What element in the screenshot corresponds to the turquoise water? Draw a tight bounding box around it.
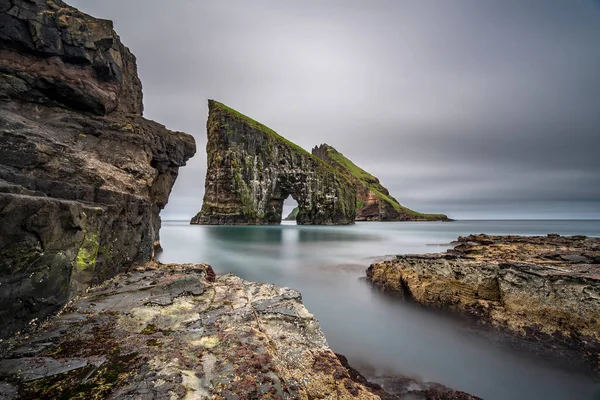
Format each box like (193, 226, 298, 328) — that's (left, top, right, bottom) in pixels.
(158, 220, 600, 400)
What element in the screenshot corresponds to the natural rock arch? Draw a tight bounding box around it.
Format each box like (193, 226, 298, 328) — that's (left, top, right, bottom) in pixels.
(191, 101, 356, 225)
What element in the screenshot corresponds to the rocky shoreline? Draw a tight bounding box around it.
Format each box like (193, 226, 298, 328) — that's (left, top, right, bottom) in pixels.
(0, 262, 480, 400)
(367, 234, 600, 375)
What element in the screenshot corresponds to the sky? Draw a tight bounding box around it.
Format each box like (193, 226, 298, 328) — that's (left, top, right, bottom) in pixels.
(70, 0, 600, 220)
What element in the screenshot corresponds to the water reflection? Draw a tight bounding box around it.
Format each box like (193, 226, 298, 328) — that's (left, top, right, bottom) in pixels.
(158, 220, 600, 400)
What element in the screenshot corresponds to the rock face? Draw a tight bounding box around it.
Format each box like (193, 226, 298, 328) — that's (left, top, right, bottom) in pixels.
(0, 263, 381, 399)
(0, 0, 196, 338)
(367, 234, 600, 373)
(312, 144, 449, 221)
(192, 101, 356, 225)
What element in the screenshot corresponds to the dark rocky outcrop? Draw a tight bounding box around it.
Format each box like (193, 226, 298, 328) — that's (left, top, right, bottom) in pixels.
(336, 354, 482, 400)
(0, 0, 195, 338)
(367, 234, 600, 374)
(192, 101, 356, 225)
(312, 144, 449, 221)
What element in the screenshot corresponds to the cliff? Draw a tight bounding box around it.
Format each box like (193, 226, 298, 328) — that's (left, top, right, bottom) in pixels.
(312, 144, 449, 221)
(192, 101, 356, 225)
(0, 0, 195, 338)
(367, 234, 600, 374)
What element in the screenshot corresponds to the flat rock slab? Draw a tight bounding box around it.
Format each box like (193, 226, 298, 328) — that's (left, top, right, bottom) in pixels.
(367, 234, 600, 374)
(0, 263, 383, 399)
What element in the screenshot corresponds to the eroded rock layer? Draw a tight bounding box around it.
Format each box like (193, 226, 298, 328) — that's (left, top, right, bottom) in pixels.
(0, 0, 195, 337)
(192, 101, 356, 225)
(367, 234, 600, 373)
(312, 144, 449, 221)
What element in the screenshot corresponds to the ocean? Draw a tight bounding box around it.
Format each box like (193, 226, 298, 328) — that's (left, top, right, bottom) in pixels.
(157, 220, 600, 400)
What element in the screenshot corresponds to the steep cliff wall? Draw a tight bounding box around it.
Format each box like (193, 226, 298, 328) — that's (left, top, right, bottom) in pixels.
(192, 101, 355, 225)
(312, 144, 449, 221)
(0, 0, 195, 337)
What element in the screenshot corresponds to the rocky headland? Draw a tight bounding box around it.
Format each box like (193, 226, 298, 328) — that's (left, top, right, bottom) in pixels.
(312, 144, 449, 222)
(0, 0, 195, 337)
(367, 234, 600, 374)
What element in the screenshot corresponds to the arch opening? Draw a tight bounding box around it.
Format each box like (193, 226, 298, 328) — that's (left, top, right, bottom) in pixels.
(282, 196, 299, 223)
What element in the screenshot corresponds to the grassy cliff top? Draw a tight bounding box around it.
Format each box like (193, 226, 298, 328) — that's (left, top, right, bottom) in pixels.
(314, 144, 449, 221)
(316, 144, 379, 184)
(209, 100, 311, 156)
(208, 101, 355, 185)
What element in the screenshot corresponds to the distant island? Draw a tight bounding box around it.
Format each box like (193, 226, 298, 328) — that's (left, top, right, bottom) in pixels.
(193, 102, 448, 225)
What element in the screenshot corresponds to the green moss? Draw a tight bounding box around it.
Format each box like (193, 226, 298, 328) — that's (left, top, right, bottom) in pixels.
(369, 185, 446, 220)
(232, 165, 258, 218)
(324, 145, 378, 184)
(210, 100, 310, 156)
(356, 201, 365, 210)
(209, 100, 347, 180)
(284, 207, 299, 220)
(75, 232, 99, 272)
(315, 144, 448, 221)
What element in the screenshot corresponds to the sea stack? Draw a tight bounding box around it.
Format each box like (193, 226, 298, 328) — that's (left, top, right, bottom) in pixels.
(191, 101, 356, 225)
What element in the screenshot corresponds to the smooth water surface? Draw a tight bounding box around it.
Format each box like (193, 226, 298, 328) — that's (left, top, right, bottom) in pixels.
(158, 220, 600, 400)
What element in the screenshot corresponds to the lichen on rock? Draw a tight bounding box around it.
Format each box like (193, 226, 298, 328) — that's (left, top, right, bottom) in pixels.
(0, 263, 383, 399)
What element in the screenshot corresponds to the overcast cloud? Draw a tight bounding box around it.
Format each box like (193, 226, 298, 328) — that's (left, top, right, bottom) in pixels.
(70, 0, 600, 219)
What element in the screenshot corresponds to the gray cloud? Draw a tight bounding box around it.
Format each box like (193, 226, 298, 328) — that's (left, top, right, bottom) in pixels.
(70, 0, 600, 219)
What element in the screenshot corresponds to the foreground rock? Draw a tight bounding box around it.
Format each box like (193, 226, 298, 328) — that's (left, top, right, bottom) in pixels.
(0, 263, 479, 399)
(367, 234, 600, 373)
(192, 101, 356, 225)
(0, 0, 195, 337)
(312, 144, 449, 222)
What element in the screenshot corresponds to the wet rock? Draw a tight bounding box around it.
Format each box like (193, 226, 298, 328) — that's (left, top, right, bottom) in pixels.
(367, 234, 600, 374)
(334, 354, 481, 400)
(191, 101, 356, 225)
(312, 144, 450, 222)
(0, 0, 196, 338)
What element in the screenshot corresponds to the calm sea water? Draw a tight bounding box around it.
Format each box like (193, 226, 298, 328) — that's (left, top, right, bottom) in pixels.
(157, 220, 600, 400)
